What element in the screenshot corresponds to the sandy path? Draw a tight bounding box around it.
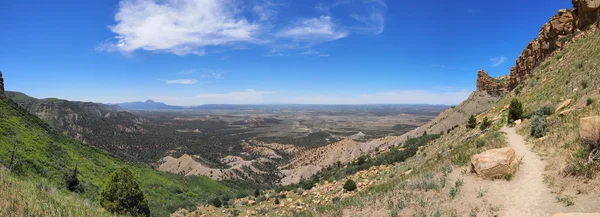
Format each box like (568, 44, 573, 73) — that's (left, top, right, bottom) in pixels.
(459, 126, 600, 216)
(486, 126, 558, 216)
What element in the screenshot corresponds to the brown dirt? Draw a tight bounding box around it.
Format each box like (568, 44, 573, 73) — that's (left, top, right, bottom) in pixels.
(460, 126, 600, 216)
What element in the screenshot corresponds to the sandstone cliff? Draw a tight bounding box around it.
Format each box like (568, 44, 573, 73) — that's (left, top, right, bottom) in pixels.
(476, 70, 507, 97)
(508, 0, 600, 89)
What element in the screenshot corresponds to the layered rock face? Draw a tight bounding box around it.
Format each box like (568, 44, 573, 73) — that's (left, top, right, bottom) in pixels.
(0, 71, 4, 93)
(574, 0, 600, 28)
(508, 1, 600, 89)
(476, 70, 507, 96)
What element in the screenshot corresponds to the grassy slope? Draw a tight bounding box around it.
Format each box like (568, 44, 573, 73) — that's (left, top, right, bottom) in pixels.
(286, 27, 600, 217)
(0, 170, 112, 216)
(0, 96, 229, 217)
(495, 30, 600, 199)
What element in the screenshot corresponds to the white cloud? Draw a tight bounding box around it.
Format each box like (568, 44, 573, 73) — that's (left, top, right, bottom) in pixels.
(100, 0, 262, 55)
(252, 0, 280, 21)
(318, 0, 387, 35)
(99, 0, 387, 55)
(490, 56, 507, 67)
(299, 49, 330, 56)
(166, 79, 198, 84)
(276, 16, 348, 43)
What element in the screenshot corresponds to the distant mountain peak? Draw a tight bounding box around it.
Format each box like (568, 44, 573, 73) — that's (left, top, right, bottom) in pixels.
(145, 100, 156, 103)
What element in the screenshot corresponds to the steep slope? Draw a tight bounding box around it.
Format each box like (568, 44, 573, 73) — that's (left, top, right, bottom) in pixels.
(0, 170, 111, 216)
(6, 91, 150, 161)
(274, 2, 600, 216)
(0, 93, 230, 216)
(178, 1, 600, 216)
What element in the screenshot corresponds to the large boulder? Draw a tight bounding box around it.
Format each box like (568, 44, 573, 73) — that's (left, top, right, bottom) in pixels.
(471, 147, 519, 179)
(580, 116, 600, 148)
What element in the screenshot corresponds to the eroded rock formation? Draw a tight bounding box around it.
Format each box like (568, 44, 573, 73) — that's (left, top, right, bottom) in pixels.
(476, 70, 507, 96)
(508, 1, 600, 89)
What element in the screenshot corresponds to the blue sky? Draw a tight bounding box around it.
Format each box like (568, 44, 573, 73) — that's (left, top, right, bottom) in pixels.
(0, 0, 572, 105)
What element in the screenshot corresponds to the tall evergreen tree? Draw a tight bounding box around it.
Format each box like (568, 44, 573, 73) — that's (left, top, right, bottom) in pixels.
(467, 115, 477, 129)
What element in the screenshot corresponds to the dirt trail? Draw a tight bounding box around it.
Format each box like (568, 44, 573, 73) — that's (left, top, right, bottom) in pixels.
(460, 126, 600, 216)
(486, 126, 558, 216)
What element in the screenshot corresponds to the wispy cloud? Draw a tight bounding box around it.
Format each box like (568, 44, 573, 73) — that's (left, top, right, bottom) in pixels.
(490, 56, 507, 67)
(276, 16, 348, 43)
(199, 69, 224, 78)
(176, 69, 195, 75)
(299, 49, 330, 57)
(318, 0, 387, 35)
(166, 79, 198, 85)
(99, 0, 388, 56)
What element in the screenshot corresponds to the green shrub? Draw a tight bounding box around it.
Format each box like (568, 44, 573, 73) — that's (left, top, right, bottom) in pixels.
(475, 139, 486, 148)
(535, 104, 555, 116)
(254, 188, 260, 197)
(508, 99, 523, 123)
(256, 195, 265, 202)
(65, 165, 80, 192)
(356, 155, 368, 165)
(581, 80, 588, 89)
(587, 97, 595, 106)
(99, 167, 150, 217)
(479, 117, 491, 130)
(343, 179, 357, 192)
(467, 115, 477, 129)
(274, 198, 280, 205)
(295, 188, 304, 195)
(209, 197, 222, 208)
(531, 115, 547, 138)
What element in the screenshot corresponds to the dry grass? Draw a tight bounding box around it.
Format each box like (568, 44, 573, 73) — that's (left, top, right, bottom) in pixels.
(0, 171, 112, 217)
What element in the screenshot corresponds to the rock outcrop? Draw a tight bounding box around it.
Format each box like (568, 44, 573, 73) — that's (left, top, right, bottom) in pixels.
(471, 147, 519, 179)
(573, 0, 600, 28)
(0, 71, 4, 93)
(508, 1, 600, 89)
(476, 70, 507, 96)
(580, 116, 600, 148)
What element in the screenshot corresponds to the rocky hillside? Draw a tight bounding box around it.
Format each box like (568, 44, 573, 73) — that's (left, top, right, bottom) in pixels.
(177, 1, 600, 216)
(0, 79, 235, 216)
(6, 91, 152, 161)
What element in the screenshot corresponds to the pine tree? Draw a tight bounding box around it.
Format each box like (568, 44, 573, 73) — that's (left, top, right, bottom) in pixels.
(508, 98, 523, 123)
(65, 165, 80, 192)
(467, 115, 477, 129)
(99, 167, 150, 217)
